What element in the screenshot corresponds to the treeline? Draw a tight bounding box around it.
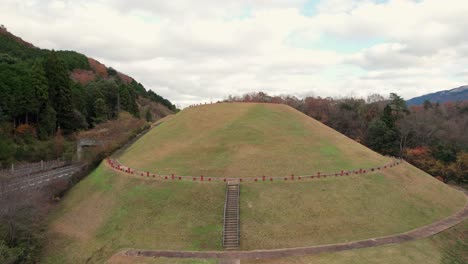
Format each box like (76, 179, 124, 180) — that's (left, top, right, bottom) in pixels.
(0, 30, 176, 165)
(225, 92, 468, 184)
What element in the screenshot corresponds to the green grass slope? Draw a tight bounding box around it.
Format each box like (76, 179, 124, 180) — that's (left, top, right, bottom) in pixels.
(43, 103, 466, 263)
(107, 220, 468, 264)
(119, 103, 388, 178)
(43, 165, 224, 263)
(244, 219, 468, 264)
(239, 164, 464, 249)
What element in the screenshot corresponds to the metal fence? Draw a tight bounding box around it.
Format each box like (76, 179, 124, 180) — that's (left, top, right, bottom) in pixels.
(0, 164, 83, 196)
(0, 159, 66, 179)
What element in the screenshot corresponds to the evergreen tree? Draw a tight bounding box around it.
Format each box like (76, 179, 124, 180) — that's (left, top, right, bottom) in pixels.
(37, 103, 56, 139)
(367, 119, 390, 153)
(0, 53, 16, 64)
(100, 80, 119, 119)
(367, 105, 400, 155)
(70, 82, 86, 116)
(44, 51, 75, 130)
(119, 84, 131, 112)
(128, 87, 139, 116)
(389, 93, 408, 117)
(7, 64, 33, 124)
(381, 105, 395, 128)
(0, 74, 13, 121)
(93, 98, 107, 124)
(31, 60, 48, 125)
(31, 61, 49, 105)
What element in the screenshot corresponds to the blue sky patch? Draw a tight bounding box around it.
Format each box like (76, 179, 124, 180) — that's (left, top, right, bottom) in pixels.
(311, 34, 384, 53)
(301, 0, 390, 17)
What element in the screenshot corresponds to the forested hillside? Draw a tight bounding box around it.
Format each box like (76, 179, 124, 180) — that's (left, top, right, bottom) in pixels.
(0, 26, 176, 165)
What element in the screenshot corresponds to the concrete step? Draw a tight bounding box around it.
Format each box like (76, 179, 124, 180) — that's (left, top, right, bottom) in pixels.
(223, 182, 240, 249)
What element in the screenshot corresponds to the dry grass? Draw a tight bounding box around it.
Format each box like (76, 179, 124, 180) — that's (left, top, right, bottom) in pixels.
(137, 96, 174, 121)
(243, 220, 468, 264)
(119, 103, 387, 178)
(78, 112, 146, 142)
(49, 191, 116, 241)
(42, 165, 225, 264)
(239, 162, 465, 249)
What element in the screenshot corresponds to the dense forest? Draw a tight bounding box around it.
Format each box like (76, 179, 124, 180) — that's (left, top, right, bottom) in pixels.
(225, 92, 468, 184)
(0, 27, 176, 166)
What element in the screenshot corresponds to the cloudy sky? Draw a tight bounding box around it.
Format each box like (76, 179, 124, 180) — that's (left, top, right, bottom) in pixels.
(1, 0, 468, 107)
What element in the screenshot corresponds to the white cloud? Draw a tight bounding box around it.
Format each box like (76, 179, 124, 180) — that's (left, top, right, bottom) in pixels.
(1, 0, 467, 107)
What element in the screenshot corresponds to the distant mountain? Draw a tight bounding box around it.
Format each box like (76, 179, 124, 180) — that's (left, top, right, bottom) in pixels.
(407, 85, 468, 105)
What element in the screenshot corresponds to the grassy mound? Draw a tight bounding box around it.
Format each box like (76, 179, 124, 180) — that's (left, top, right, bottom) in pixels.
(119, 103, 388, 178)
(43, 103, 466, 263)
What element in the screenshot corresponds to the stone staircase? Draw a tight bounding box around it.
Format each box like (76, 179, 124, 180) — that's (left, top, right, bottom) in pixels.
(222, 183, 240, 249)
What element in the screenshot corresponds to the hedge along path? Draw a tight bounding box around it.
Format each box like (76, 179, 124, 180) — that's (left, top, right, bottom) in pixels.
(112, 188, 468, 261)
(106, 158, 403, 183)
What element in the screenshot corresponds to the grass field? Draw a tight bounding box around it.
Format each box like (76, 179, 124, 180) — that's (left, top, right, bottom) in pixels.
(108, 220, 468, 264)
(107, 220, 468, 264)
(244, 219, 468, 264)
(42, 165, 225, 263)
(119, 103, 388, 178)
(239, 163, 464, 249)
(43, 103, 466, 263)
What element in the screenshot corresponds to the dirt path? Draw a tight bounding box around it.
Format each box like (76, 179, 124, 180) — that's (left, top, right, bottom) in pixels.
(111, 187, 468, 261)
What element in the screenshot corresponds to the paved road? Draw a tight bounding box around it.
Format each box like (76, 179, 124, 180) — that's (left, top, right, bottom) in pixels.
(0, 164, 83, 196)
(116, 188, 468, 261)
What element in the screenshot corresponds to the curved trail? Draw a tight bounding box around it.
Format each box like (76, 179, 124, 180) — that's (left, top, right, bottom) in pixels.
(113, 188, 468, 261)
